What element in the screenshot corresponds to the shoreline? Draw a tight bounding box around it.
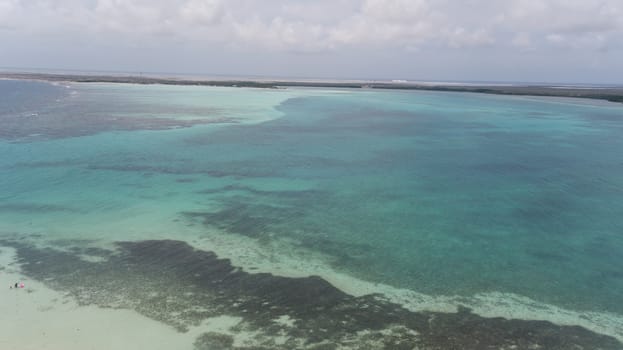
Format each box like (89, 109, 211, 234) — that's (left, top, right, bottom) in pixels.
(0, 246, 197, 350)
(2, 236, 622, 349)
(3, 223, 622, 344)
(2, 72, 623, 104)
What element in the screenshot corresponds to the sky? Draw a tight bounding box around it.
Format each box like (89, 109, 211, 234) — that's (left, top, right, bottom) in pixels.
(0, 0, 622, 83)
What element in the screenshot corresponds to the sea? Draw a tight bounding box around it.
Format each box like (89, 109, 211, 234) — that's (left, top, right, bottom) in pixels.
(0, 79, 622, 349)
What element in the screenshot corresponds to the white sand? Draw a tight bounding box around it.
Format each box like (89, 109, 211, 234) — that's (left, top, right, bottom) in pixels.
(0, 245, 298, 350)
(0, 247, 195, 350)
(2, 222, 623, 345)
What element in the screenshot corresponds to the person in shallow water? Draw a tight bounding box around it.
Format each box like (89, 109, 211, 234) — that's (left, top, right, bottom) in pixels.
(10, 282, 24, 289)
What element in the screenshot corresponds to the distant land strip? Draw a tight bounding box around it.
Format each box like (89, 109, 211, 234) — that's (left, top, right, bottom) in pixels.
(3, 72, 623, 104)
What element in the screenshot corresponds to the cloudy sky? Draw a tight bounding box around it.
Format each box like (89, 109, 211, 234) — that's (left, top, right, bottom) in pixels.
(1, 0, 622, 83)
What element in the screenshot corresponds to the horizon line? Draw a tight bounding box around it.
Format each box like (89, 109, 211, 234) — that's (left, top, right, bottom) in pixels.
(2, 66, 622, 88)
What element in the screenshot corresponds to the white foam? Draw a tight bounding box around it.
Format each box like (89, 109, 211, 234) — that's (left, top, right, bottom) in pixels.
(2, 220, 622, 343)
(188, 228, 623, 342)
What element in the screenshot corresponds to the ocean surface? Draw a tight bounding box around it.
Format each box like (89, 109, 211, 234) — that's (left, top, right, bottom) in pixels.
(1, 79, 622, 349)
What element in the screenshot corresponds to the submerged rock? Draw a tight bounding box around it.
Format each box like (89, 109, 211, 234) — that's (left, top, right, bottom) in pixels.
(2, 238, 621, 350)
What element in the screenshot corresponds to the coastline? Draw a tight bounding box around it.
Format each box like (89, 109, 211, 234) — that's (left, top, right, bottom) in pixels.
(2, 76, 623, 348)
(0, 246, 197, 350)
(2, 236, 622, 349)
(3, 216, 621, 343)
(2, 72, 623, 104)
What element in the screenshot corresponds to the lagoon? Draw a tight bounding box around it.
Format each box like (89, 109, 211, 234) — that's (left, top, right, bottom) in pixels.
(1, 79, 622, 349)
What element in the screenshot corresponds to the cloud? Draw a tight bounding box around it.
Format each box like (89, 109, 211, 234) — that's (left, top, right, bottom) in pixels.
(501, 0, 621, 34)
(511, 32, 532, 49)
(361, 0, 430, 23)
(94, 0, 163, 33)
(496, 0, 622, 51)
(232, 16, 330, 52)
(179, 0, 224, 26)
(327, 0, 440, 48)
(1, 0, 622, 53)
(445, 27, 495, 49)
(230, 0, 491, 51)
(0, 0, 16, 15)
(0, 0, 17, 29)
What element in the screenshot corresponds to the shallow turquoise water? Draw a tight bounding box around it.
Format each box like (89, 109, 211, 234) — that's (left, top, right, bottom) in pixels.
(1, 80, 623, 318)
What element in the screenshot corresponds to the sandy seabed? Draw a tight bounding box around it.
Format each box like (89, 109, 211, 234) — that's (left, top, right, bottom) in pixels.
(1, 246, 250, 350)
(1, 224, 622, 348)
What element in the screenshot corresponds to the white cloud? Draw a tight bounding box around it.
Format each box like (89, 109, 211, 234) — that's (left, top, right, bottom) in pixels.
(497, 0, 622, 51)
(361, 0, 430, 23)
(512, 32, 533, 49)
(0, 0, 16, 15)
(546, 33, 565, 45)
(232, 16, 330, 52)
(445, 27, 495, 49)
(179, 0, 223, 26)
(0, 0, 18, 28)
(94, 0, 176, 35)
(327, 0, 440, 48)
(2, 0, 622, 53)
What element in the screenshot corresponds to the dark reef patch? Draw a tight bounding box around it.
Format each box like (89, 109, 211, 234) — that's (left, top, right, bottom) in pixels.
(0, 202, 80, 213)
(12, 159, 84, 169)
(0, 103, 238, 142)
(176, 178, 199, 183)
(1, 238, 621, 350)
(185, 185, 326, 240)
(87, 162, 279, 179)
(197, 184, 323, 199)
(184, 202, 299, 239)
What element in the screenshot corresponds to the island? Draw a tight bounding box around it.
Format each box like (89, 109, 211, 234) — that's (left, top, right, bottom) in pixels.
(2, 72, 622, 104)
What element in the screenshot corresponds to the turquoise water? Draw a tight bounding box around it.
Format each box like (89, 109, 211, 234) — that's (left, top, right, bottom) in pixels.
(1, 80, 623, 330)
